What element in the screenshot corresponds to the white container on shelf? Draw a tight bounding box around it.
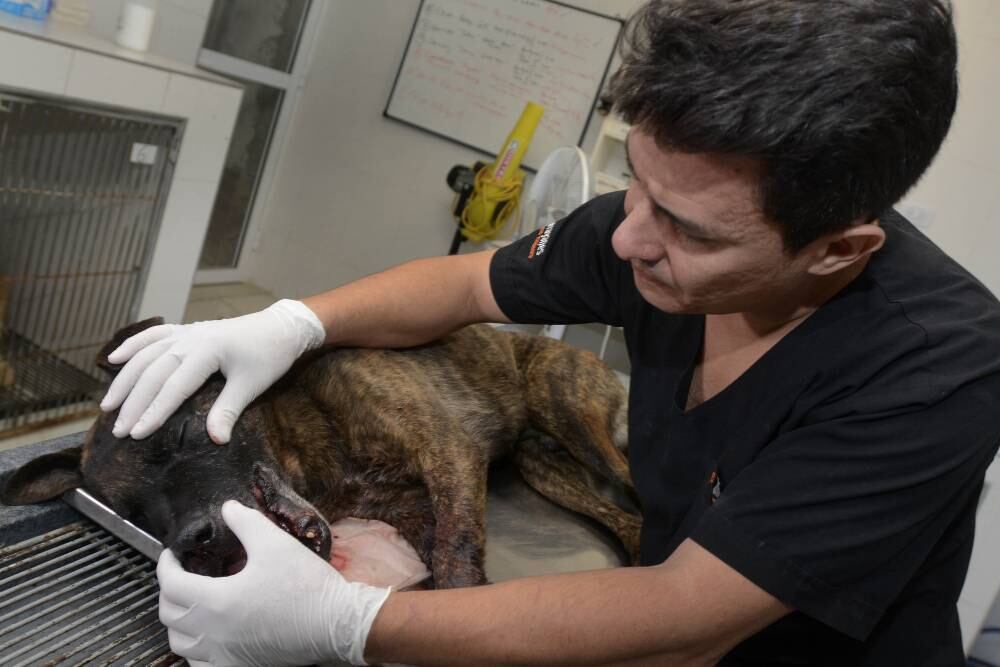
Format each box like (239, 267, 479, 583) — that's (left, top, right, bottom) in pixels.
(115, 0, 157, 52)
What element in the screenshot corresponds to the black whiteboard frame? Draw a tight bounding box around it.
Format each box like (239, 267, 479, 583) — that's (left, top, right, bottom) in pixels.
(383, 0, 624, 173)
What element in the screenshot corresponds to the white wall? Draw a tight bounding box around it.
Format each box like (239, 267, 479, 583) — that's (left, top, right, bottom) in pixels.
(243, 0, 640, 298)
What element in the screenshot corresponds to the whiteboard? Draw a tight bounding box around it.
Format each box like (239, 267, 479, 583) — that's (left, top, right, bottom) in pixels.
(384, 0, 623, 171)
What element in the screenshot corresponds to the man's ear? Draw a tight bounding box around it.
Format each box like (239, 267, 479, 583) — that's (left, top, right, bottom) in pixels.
(1, 447, 83, 505)
(96, 317, 164, 376)
(805, 221, 886, 276)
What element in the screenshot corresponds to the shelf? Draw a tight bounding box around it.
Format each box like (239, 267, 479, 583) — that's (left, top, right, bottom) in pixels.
(589, 114, 632, 196)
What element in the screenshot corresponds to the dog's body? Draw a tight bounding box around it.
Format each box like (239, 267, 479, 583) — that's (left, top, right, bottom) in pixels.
(2, 321, 640, 589)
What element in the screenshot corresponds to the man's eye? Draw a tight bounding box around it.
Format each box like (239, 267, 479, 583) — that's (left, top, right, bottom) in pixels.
(671, 223, 714, 246)
(657, 213, 690, 238)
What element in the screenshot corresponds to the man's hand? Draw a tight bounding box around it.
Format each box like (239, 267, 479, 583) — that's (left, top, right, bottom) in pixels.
(157, 501, 392, 667)
(100, 300, 326, 443)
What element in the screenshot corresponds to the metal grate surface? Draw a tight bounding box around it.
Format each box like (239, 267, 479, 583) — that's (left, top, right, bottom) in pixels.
(0, 521, 184, 666)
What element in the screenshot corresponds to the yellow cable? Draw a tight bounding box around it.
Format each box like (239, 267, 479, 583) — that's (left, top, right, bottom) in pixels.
(459, 164, 524, 243)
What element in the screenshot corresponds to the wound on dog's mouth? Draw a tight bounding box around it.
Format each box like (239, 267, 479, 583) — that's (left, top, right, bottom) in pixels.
(251, 463, 332, 560)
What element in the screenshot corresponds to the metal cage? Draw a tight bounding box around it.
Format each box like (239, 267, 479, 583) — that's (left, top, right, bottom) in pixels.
(0, 92, 181, 437)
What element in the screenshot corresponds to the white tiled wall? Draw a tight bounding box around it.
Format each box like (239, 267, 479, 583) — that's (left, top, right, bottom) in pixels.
(137, 179, 223, 321)
(65, 50, 169, 111)
(0, 31, 71, 95)
(160, 73, 242, 182)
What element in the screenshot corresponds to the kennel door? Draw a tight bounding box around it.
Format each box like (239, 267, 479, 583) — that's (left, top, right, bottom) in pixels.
(0, 92, 181, 437)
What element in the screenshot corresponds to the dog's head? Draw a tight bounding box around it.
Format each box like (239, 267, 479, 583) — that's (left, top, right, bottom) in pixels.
(1, 318, 332, 576)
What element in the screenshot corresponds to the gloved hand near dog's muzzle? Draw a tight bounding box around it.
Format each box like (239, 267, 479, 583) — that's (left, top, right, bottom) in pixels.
(157, 500, 392, 667)
(101, 299, 326, 443)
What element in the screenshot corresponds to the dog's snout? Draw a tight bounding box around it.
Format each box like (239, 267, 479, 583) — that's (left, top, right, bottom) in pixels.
(172, 514, 246, 577)
(177, 516, 216, 547)
(194, 521, 214, 545)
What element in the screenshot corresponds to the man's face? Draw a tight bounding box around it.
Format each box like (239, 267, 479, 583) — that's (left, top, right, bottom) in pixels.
(612, 129, 812, 316)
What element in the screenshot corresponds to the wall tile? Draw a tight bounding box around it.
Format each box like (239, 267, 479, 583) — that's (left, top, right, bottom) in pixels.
(0, 31, 72, 96)
(65, 50, 168, 113)
(138, 178, 221, 323)
(161, 72, 242, 182)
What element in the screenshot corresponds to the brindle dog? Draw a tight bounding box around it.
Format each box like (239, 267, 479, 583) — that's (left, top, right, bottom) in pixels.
(1, 318, 640, 588)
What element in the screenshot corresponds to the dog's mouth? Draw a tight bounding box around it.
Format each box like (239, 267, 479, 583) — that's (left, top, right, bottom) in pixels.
(177, 464, 333, 577)
(250, 462, 333, 562)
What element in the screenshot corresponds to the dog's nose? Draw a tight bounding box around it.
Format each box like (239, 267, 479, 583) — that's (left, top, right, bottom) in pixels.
(173, 516, 217, 553)
(172, 514, 246, 577)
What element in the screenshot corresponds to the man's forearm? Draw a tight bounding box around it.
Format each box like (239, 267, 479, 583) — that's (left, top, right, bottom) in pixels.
(366, 565, 722, 666)
(365, 540, 792, 666)
(301, 250, 506, 349)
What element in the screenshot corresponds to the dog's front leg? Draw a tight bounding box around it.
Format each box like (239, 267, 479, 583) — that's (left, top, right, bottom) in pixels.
(417, 446, 490, 589)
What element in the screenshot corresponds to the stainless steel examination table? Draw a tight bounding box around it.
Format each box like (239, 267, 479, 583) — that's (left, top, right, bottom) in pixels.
(0, 432, 630, 666)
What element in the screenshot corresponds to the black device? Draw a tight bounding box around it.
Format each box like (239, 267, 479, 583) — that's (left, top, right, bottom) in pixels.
(445, 161, 487, 255)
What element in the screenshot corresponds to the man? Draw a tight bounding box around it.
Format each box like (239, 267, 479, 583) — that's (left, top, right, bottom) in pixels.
(101, 0, 1000, 664)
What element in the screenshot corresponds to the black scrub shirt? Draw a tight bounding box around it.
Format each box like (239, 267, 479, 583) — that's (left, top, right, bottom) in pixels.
(489, 191, 1000, 666)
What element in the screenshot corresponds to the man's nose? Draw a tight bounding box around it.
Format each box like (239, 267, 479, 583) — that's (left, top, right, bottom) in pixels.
(612, 199, 665, 264)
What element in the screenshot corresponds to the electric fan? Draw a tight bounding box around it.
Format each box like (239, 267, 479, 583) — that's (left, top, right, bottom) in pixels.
(517, 146, 593, 341)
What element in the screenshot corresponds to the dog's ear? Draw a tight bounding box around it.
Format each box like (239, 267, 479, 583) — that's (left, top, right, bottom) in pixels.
(96, 317, 164, 375)
(1, 447, 83, 505)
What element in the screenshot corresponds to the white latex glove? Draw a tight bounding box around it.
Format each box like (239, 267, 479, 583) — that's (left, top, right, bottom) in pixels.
(157, 500, 392, 667)
(100, 299, 325, 443)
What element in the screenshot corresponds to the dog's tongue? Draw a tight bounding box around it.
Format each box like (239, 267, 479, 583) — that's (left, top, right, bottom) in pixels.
(249, 464, 428, 589)
(327, 517, 430, 590)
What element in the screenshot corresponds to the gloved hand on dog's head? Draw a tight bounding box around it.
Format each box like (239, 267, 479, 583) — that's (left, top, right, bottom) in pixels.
(157, 500, 391, 667)
(100, 300, 326, 443)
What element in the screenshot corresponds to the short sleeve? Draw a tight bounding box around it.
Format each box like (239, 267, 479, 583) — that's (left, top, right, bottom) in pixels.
(489, 191, 631, 326)
(691, 374, 1000, 641)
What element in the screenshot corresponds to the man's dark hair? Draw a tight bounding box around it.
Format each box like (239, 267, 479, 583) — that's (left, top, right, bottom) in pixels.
(608, 0, 958, 251)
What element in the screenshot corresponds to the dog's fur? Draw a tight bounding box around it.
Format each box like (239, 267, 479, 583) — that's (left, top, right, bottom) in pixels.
(1, 319, 640, 588)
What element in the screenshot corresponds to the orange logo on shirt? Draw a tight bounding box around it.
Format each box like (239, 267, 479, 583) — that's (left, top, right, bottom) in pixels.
(528, 222, 555, 259)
